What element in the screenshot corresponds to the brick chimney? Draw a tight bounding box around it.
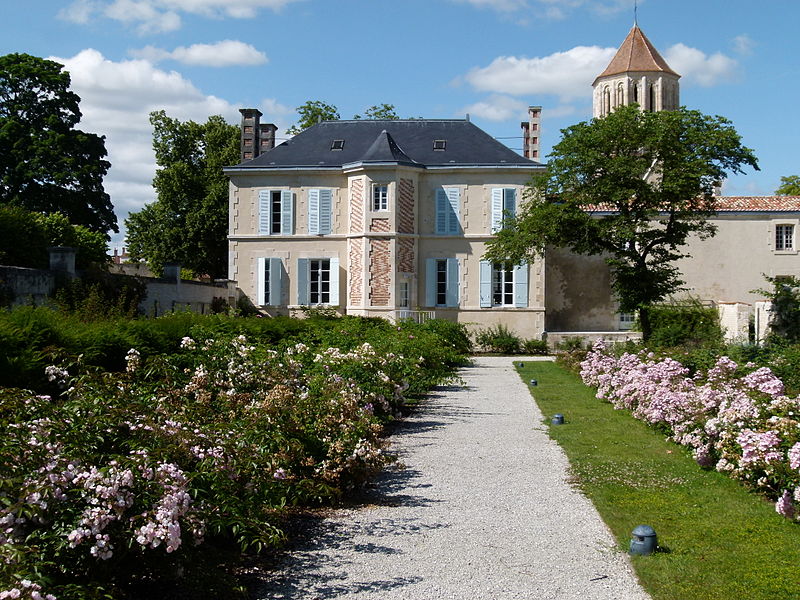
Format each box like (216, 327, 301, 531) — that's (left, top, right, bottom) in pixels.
(520, 105, 542, 160)
(239, 108, 262, 162)
(259, 123, 277, 152)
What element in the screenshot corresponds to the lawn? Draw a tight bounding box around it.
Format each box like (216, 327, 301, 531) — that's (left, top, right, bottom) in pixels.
(519, 360, 800, 600)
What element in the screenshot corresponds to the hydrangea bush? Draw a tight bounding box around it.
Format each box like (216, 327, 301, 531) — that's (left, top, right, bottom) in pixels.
(0, 319, 467, 599)
(580, 342, 800, 521)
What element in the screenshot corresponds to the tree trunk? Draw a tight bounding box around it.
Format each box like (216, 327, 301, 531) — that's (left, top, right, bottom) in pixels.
(639, 305, 652, 343)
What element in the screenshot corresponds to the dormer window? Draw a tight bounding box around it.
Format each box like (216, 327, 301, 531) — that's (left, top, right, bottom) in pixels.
(433, 140, 446, 151)
(330, 140, 344, 151)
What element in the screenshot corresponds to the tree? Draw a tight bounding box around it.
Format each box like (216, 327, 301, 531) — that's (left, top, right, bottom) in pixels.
(776, 175, 800, 196)
(286, 100, 340, 135)
(0, 53, 116, 235)
(484, 105, 759, 340)
(354, 104, 399, 120)
(125, 111, 239, 278)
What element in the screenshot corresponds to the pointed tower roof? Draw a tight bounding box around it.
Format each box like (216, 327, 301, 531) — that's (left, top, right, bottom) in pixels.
(594, 25, 680, 84)
(360, 129, 417, 165)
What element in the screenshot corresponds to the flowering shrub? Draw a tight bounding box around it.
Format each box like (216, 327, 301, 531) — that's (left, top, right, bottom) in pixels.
(0, 320, 466, 599)
(580, 342, 800, 523)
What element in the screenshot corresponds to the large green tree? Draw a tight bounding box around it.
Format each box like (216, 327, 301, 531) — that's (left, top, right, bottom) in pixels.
(776, 175, 800, 196)
(484, 105, 759, 340)
(287, 101, 401, 134)
(125, 111, 239, 278)
(0, 53, 116, 235)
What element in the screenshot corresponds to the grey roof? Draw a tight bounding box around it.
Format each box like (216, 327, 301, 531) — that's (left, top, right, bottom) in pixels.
(229, 119, 542, 170)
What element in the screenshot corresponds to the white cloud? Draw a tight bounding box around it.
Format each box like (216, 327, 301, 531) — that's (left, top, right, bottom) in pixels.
(462, 45, 617, 101)
(664, 43, 739, 87)
(60, 0, 304, 33)
(131, 41, 267, 67)
(733, 34, 755, 56)
(462, 95, 528, 121)
(48, 49, 292, 246)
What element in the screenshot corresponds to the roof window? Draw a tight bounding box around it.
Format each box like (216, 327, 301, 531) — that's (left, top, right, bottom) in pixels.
(433, 139, 446, 151)
(330, 139, 344, 151)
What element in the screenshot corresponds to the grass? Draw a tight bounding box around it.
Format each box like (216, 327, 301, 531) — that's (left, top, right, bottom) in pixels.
(518, 360, 800, 600)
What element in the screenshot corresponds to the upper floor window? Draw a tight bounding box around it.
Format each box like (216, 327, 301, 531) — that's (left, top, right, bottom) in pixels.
(372, 184, 388, 211)
(491, 188, 517, 233)
(776, 224, 795, 251)
(435, 187, 461, 235)
(308, 188, 333, 235)
(258, 190, 293, 235)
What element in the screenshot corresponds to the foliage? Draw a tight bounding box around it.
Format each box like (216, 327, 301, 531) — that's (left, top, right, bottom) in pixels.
(53, 270, 146, 321)
(286, 100, 340, 135)
(755, 274, 800, 344)
(645, 299, 724, 348)
(485, 105, 759, 340)
(0, 317, 468, 598)
(125, 111, 239, 279)
(521, 338, 549, 355)
(354, 104, 399, 120)
(0, 53, 116, 235)
(0, 206, 108, 271)
(523, 360, 800, 600)
(775, 175, 800, 196)
(474, 324, 521, 354)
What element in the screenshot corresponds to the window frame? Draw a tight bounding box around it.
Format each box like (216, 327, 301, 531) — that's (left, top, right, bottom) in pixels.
(479, 260, 528, 308)
(490, 187, 517, 233)
(775, 223, 796, 253)
(372, 183, 389, 212)
(258, 189, 293, 236)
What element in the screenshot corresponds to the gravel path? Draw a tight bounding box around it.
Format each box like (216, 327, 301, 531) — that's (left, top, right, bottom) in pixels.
(253, 356, 651, 599)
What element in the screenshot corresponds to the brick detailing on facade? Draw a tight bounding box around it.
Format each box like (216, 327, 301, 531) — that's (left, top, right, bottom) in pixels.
(398, 178, 415, 234)
(350, 178, 364, 233)
(398, 238, 415, 273)
(370, 218, 390, 233)
(348, 238, 364, 305)
(369, 238, 391, 306)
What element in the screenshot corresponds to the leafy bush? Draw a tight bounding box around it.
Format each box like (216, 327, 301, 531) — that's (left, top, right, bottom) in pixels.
(521, 338, 549, 355)
(474, 324, 522, 354)
(646, 299, 724, 348)
(756, 275, 800, 345)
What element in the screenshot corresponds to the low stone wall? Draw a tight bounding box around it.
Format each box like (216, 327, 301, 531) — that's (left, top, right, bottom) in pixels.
(0, 265, 59, 307)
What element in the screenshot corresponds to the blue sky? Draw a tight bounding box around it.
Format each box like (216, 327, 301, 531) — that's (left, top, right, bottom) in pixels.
(3, 0, 798, 248)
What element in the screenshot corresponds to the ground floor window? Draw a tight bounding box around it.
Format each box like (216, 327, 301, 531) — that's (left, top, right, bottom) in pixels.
(398, 280, 409, 308)
(492, 262, 515, 306)
(309, 259, 331, 304)
(479, 260, 528, 308)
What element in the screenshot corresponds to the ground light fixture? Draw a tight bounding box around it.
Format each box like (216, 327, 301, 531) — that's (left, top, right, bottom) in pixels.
(529, 379, 538, 386)
(551, 414, 565, 425)
(629, 525, 658, 555)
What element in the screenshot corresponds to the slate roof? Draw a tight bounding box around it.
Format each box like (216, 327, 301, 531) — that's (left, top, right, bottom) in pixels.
(228, 119, 542, 170)
(594, 25, 680, 84)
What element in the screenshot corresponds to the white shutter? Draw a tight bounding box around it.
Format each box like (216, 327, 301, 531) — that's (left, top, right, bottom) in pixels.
(257, 257, 267, 305)
(308, 189, 320, 235)
(435, 189, 448, 234)
(281, 190, 293, 235)
(425, 258, 437, 306)
(446, 258, 459, 308)
(513, 262, 528, 308)
(319, 189, 333, 235)
(297, 258, 309, 304)
(479, 260, 492, 308)
(258, 190, 270, 235)
(491, 188, 503, 233)
(328, 256, 339, 305)
(269, 258, 282, 305)
(446, 188, 460, 234)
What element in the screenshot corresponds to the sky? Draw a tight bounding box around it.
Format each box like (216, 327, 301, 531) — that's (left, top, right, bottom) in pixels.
(3, 0, 799, 249)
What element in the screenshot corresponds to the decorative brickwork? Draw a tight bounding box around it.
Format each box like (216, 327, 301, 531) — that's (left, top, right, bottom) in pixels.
(369, 238, 391, 306)
(350, 178, 364, 233)
(398, 178, 415, 234)
(398, 238, 414, 273)
(348, 238, 364, 305)
(370, 218, 390, 232)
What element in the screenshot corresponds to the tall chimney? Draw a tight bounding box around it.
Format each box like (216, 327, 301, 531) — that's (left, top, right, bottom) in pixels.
(259, 123, 278, 152)
(521, 105, 542, 160)
(239, 108, 262, 162)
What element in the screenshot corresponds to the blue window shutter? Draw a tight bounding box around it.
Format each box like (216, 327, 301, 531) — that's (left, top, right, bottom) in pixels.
(281, 190, 293, 235)
(297, 258, 309, 305)
(514, 262, 528, 308)
(435, 189, 448, 234)
(446, 258, 459, 307)
(425, 258, 437, 307)
(308, 189, 320, 234)
(479, 260, 492, 308)
(319, 189, 333, 235)
(504, 188, 516, 223)
(269, 258, 282, 305)
(491, 188, 503, 233)
(446, 188, 460, 234)
(258, 190, 270, 235)
(257, 257, 266, 305)
(329, 256, 340, 305)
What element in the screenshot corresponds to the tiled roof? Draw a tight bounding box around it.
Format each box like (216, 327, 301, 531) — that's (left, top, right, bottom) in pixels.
(228, 119, 543, 169)
(594, 25, 679, 83)
(714, 196, 800, 212)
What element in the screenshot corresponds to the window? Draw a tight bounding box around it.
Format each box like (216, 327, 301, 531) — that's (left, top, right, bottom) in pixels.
(616, 82, 624, 107)
(776, 224, 795, 251)
(619, 312, 636, 330)
(372, 184, 388, 211)
(435, 187, 461, 235)
(425, 258, 459, 307)
(398, 281, 409, 308)
(602, 86, 610, 115)
(479, 261, 528, 308)
(258, 190, 293, 235)
(433, 140, 446, 151)
(330, 140, 344, 150)
(257, 257, 283, 306)
(491, 188, 517, 233)
(308, 188, 333, 235)
(297, 257, 340, 305)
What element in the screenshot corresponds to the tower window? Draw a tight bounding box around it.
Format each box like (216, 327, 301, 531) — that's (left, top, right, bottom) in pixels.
(433, 139, 446, 151)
